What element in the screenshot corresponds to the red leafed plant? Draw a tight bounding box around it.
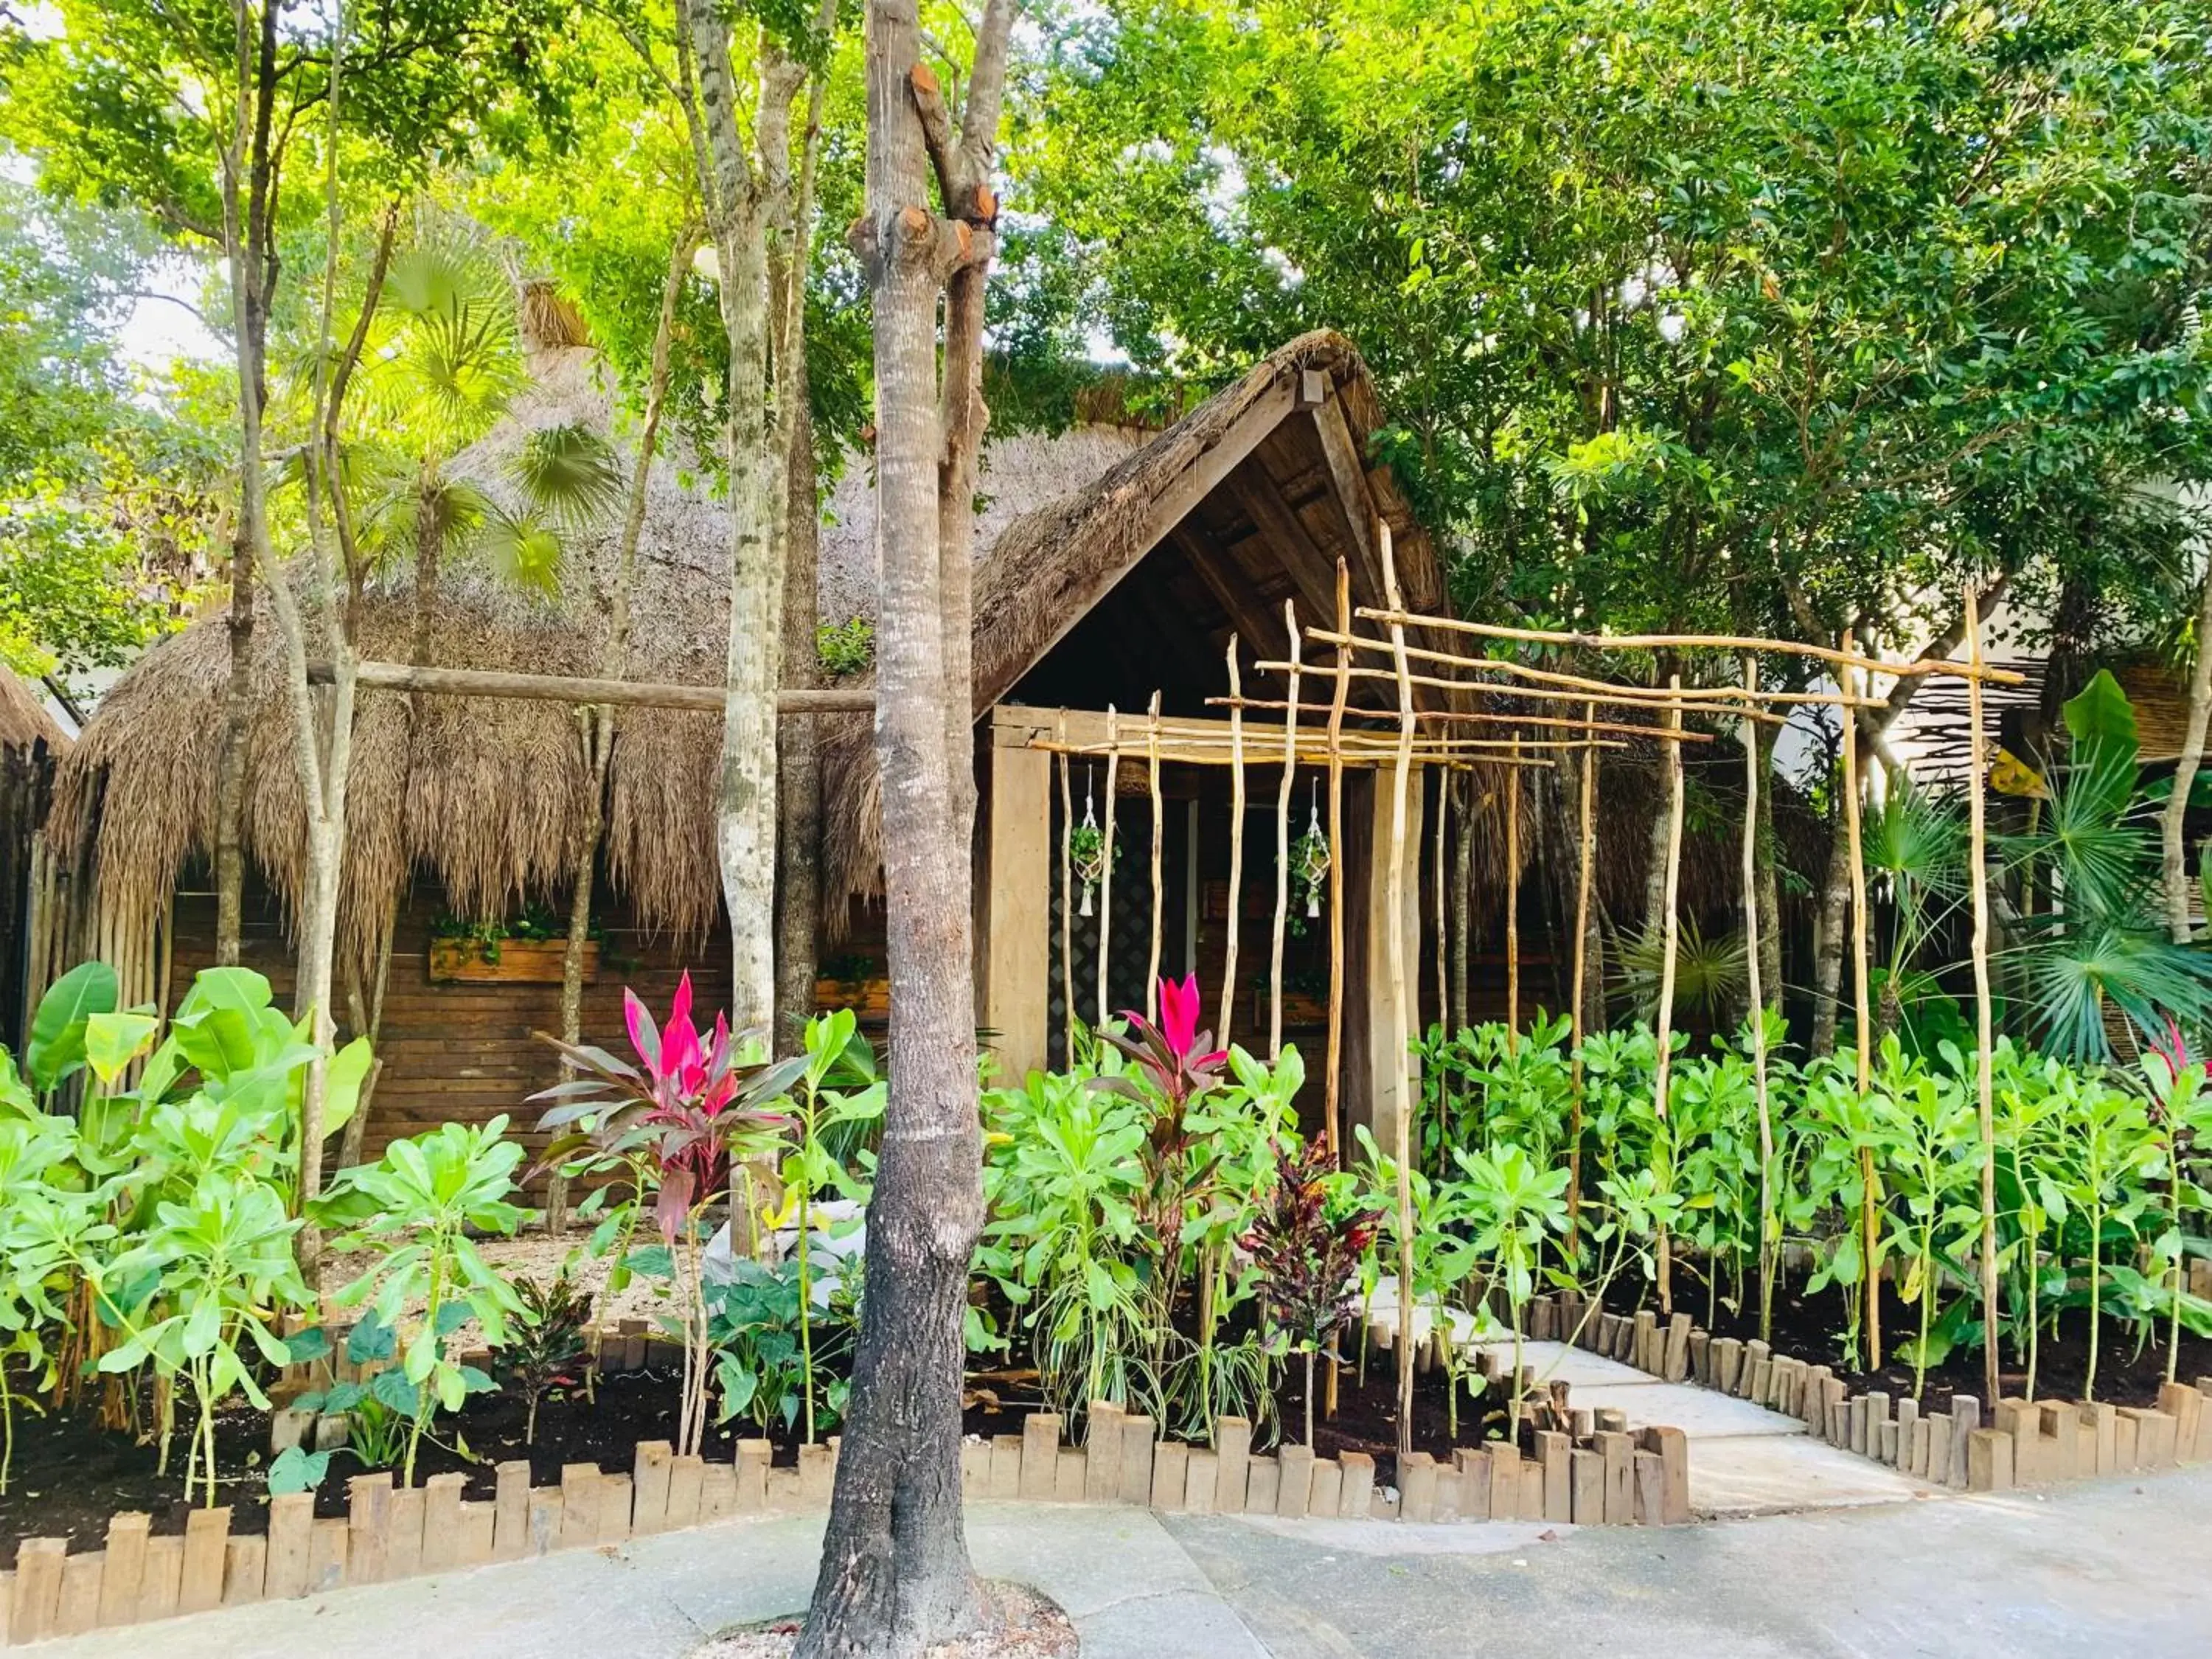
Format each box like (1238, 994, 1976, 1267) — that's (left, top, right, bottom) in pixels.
(1243, 1138, 1382, 1448)
(1096, 973, 1233, 1257)
(532, 972, 801, 1241)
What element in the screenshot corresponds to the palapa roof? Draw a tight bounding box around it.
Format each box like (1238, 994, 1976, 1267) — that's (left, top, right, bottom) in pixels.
(52, 330, 1448, 960)
(1, 670, 67, 755)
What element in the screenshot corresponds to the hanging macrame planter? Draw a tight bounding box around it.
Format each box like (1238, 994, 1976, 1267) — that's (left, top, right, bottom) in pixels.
(1068, 773, 1107, 916)
(1292, 785, 1331, 919)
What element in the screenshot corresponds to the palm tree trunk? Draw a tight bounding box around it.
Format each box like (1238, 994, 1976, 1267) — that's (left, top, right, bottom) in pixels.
(1810, 804, 1850, 1057)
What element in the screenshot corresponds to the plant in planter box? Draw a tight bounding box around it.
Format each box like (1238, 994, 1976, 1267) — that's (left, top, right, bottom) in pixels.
(1868, 1040, 1983, 1399)
(1243, 1138, 1379, 1448)
(316, 1117, 529, 1484)
(2132, 1030, 2212, 1383)
(272, 1310, 417, 1493)
(707, 1255, 860, 1436)
(0, 1109, 106, 1491)
(501, 1269, 597, 1444)
(534, 973, 803, 1457)
(1436, 1141, 1571, 1439)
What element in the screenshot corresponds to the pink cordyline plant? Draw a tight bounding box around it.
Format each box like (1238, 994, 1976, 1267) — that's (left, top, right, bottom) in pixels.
(1096, 974, 1232, 1256)
(533, 972, 801, 1240)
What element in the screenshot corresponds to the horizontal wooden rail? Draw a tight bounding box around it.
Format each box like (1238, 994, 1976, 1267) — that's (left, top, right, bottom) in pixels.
(305, 661, 874, 714)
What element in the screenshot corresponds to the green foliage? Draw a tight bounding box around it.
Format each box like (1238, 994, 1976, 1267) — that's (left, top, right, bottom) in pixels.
(320, 1117, 529, 1484)
(501, 1269, 595, 1445)
(815, 616, 876, 678)
(708, 1256, 858, 1436)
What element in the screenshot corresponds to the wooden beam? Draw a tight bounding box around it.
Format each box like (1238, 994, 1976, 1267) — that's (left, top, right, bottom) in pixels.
(1309, 396, 1382, 600)
(307, 660, 873, 714)
(1170, 524, 1289, 665)
(1228, 465, 1342, 625)
(981, 737, 1052, 1083)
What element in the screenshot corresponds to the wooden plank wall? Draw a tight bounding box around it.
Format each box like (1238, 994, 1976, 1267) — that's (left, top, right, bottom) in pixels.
(165, 875, 731, 1166)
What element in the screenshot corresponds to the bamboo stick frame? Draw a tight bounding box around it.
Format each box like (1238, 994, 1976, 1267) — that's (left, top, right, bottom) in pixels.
(1379, 524, 1420, 1459)
(1208, 697, 1714, 743)
(1225, 640, 1246, 1051)
(1147, 690, 1164, 1024)
(1841, 630, 1879, 1368)
(1347, 609, 2028, 684)
(1267, 653, 1801, 725)
(1098, 706, 1119, 1031)
(1742, 657, 1775, 1342)
(1271, 604, 1301, 1060)
(1966, 582, 2000, 1402)
(1057, 715, 1074, 1060)
(1652, 678, 1685, 1316)
(1505, 732, 1521, 1048)
(1325, 559, 1352, 1157)
(1568, 699, 1596, 1248)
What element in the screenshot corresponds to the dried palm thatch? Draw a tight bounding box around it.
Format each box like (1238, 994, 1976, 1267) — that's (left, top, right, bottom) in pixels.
(46, 346, 1153, 973)
(1, 670, 67, 754)
(820, 330, 1447, 927)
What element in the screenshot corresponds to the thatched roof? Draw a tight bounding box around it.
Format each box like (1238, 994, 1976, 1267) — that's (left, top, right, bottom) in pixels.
(821, 330, 1453, 922)
(1, 671, 66, 754)
(52, 330, 1452, 960)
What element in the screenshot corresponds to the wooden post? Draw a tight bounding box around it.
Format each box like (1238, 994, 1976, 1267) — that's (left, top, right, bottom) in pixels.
(1742, 656, 1775, 1342)
(1568, 700, 1596, 1247)
(1147, 691, 1165, 1021)
(1325, 558, 1353, 1156)
(983, 729, 1052, 1082)
(1271, 603, 1301, 1059)
(1098, 706, 1119, 1029)
(1653, 677, 1685, 1315)
(1057, 715, 1074, 1057)
(1842, 630, 1879, 1369)
(1380, 523, 1419, 1460)
(1225, 639, 1246, 1050)
(1966, 583, 2000, 1403)
(1432, 765, 1447, 1037)
(1506, 731, 1522, 1047)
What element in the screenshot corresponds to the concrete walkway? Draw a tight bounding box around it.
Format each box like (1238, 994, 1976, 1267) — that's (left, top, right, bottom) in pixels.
(1170, 1463, 2212, 1658)
(26, 1472, 2211, 1657)
(26, 1503, 1265, 1659)
(1494, 1338, 1938, 1519)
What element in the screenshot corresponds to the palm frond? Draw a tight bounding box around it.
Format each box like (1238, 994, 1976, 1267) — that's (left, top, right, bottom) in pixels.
(512, 423, 623, 530)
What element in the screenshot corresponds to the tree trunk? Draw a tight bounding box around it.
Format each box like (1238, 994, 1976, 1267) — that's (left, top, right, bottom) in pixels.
(681, 0, 783, 1044)
(2163, 563, 2212, 942)
(212, 0, 280, 969)
(1809, 801, 1849, 1057)
(775, 395, 824, 1043)
(797, 3, 1010, 1650)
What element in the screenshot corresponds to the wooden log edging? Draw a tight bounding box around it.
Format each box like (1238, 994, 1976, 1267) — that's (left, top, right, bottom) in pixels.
(0, 1326, 1698, 1645)
(1523, 1292, 2212, 1494)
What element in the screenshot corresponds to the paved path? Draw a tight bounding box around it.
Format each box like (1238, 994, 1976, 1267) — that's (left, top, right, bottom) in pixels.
(29, 1470, 2210, 1658)
(1169, 1463, 2212, 1659)
(28, 1503, 1265, 1659)
(1486, 1338, 1938, 1518)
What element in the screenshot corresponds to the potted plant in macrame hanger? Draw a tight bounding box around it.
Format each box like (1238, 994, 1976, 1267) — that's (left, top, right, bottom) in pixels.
(1068, 765, 1112, 917)
(1291, 781, 1331, 922)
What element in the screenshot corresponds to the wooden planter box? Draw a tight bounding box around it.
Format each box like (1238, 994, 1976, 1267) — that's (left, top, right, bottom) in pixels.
(816, 975, 890, 1020)
(428, 937, 597, 985)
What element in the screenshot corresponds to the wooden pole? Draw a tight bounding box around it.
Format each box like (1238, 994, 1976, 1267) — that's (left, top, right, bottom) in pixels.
(1653, 676, 1685, 1316)
(1505, 732, 1521, 1049)
(1147, 689, 1164, 1023)
(1225, 639, 1245, 1051)
(1098, 706, 1119, 1030)
(1966, 582, 2000, 1403)
(1432, 766, 1447, 1040)
(1742, 656, 1775, 1343)
(1324, 559, 1352, 1158)
(1380, 522, 1419, 1461)
(1057, 715, 1074, 1060)
(1271, 603, 1301, 1060)
(305, 658, 875, 712)
(1842, 630, 1879, 1369)
(1568, 699, 1596, 1250)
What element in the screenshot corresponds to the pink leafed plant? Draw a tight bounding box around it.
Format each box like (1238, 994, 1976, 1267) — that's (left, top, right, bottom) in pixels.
(532, 971, 801, 1240)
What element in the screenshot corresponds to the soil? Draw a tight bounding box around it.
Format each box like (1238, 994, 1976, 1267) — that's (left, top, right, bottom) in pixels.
(1627, 1262, 2212, 1416)
(0, 1362, 807, 1571)
(694, 1582, 1077, 1658)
